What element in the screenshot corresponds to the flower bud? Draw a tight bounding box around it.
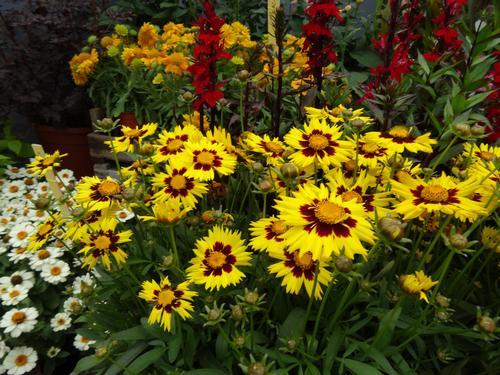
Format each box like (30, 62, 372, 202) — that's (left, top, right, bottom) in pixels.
(449, 233, 468, 250)
(379, 217, 405, 241)
(342, 109, 353, 118)
(478, 316, 496, 334)
(335, 256, 353, 273)
(238, 69, 250, 81)
(162, 255, 174, 268)
(435, 310, 451, 321)
(107, 46, 119, 57)
(351, 118, 364, 129)
(121, 188, 135, 200)
(435, 294, 450, 308)
(453, 123, 471, 137)
(87, 35, 97, 44)
(244, 290, 259, 305)
(287, 339, 297, 351)
(248, 362, 266, 375)
(344, 5, 352, 12)
(218, 98, 229, 107)
(94, 346, 108, 359)
(35, 197, 50, 210)
(231, 304, 244, 321)
(139, 143, 155, 156)
(258, 179, 273, 192)
(252, 162, 264, 172)
(207, 308, 222, 321)
(182, 91, 194, 101)
(80, 282, 94, 298)
(280, 163, 299, 178)
(471, 124, 485, 136)
(186, 215, 200, 226)
(114, 24, 128, 36)
(94, 118, 117, 132)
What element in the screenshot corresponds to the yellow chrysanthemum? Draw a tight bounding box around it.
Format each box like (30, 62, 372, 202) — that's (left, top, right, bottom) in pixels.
(122, 47, 144, 65)
(186, 226, 252, 291)
(391, 173, 487, 221)
(79, 219, 132, 270)
(75, 176, 123, 212)
(244, 133, 288, 166)
(152, 165, 207, 208)
(400, 270, 438, 303)
(27, 150, 67, 177)
(138, 22, 159, 48)
(69, 49, 99, 86)
(153, 125, 203, 164)
(284, 118, 352, 169)
(174, 140, 237, 181)
(366, 126, 436, 154)
(161, 52, 189, 75)
(221, 21, 256, 49)
(275, 184, 375, 260)
(138, 277, 197, 332)
(268, 248, 333, 299)
(249, 216, 288, 253)
(106, 123, 158, 153)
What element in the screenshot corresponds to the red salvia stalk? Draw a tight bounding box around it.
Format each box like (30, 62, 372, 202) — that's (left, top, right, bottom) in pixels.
(301, 0, 343, 105)
(188, 0, 231, 131)
(484, 51, 500, 143)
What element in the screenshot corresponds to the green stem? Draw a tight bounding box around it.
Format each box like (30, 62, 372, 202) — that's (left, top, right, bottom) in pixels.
(309, 278, 335, 353)
(107, 131, 124, 180)
(168, 225, 179, 266)
(303, 262, 321, 332)
(262, 193, 267, 218)
(448, 245, 485, 294)
(250, 312, 255, 351)
(431, 249, 455, 298)
(416, 216, 452, 270)
(353, 129, 360, 184)
(239, 83, 245, 133)
(428, 135, 459, 178)
(323, 279, 355, 343)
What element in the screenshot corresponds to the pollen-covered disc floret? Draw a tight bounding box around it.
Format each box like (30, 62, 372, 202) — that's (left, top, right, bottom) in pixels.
(274, 184, 375, 260)
(138, 277, 196, 332)
(186, 225, 251, 290)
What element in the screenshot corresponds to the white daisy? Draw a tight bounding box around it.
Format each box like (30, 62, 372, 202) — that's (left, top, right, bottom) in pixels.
(50, 312, 71, 332)
(40, 261, 70, 284)
(0, 337, 10, 358)
(2, 181, 26, 199)
(73, 334, 95, 351)
(35, 182, 50, 196)
(0, 245, 7, 255)
(28, 247, 63, 271)
(4, 166, 28, 179)
(0, 216, 13, 234)
(7, 223, 35, 248)
(0, 286, 28, 306)
(7, 247, 29, 264)
(57, 169, 74, 184)
(115, 208, 135, 222)
(72, 274, 94, 295)
(0, 307, 39, 338)
(63, 297, 83, 315)
(0, 271, 35, 291)
(2, 346, 38, 375)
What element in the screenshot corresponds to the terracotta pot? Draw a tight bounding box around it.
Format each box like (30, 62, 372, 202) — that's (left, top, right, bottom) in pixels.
(119, 111, 139, 128)
(35, 124, 94, 178)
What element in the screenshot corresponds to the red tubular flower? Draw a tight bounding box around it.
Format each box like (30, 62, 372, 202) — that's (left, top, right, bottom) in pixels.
(188, 1, 231, 112)
(301, 0, 343, 92)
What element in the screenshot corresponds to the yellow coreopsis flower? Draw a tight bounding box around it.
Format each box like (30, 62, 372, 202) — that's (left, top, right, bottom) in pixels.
(153, 125, 203, 163)
(75, 176, 123, 212)
(28, 213, 62, 251)
(27, 150, 67, 177)
(186, 226, 252, 291)
(79, 219, 132, 270)
(106, 123, 158, 153)
(284, 118, 352, 169)
(140, 200, 191, 224)
(250, 216, 289, 253)
(244, 133, 288, 166)
(462, 143, 499, 163)
(366, 125, 436, 154)
(138, 277, 197, 332)
(400, 270, 438, 303)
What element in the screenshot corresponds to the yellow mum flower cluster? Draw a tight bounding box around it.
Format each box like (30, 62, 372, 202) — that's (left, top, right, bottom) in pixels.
(69, 49, 99, 86)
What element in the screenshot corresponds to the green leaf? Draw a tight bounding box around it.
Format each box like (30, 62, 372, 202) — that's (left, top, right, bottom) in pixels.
(323, 328, 344, 374)
(464, 91, 492, 110)
(167, 326, 182, 363)
(73, 355, 99, 373)
(7, 140, 22, 155)
(417, 51, 430, 75)
(183, 370, 228, 375)
(357, 342, 398, 375)
(305, 362, 322, 375)
(112, 325, 150, 341)
(127, 347, 166, 374)
(349, 49, 383, 68)
(343, 359, 384, 375)
(280, 308, 307, 338)
(372, 306, 402, 350)
(104, 343, 148, 375)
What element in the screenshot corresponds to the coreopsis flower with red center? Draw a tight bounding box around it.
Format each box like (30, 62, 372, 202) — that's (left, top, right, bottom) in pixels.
(152, 165, 208, 208)
(188, 1, 232, 111)
(138, 277, 197, 332)
(275, 184, 375, 260)
(400, 270, 438, 303)
(186, 225, 252, 291)
(462, 143, 499, 164)
(175, 139, 237, 181)
(250, 217, 288, 253)
(305, 105, 374, 126)
(244, 133, 288, 166)
(27, 150, 67, 177)
(75, 176, 123, 212)
(284, 118, 352, 169)
(391, 173, 487, 222)
(106, 123, 158, 153)
(152, 125, 203, 164)
(349, 133, 396, 168)
(365, 125, 436, 154)
(326, 171, 392, 219)
(268, 248, 333, 299)
(79, 219, 132, 270)
(140, 200, 191, 224)
(28, 213, 62, 251)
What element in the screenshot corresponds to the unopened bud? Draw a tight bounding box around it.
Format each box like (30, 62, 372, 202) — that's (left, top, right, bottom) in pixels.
(344, 4, 352, 12)
(244, 290, 259, 305)
(436, 294, 450, 308)
(379, 217, 405, 241)
(139, 143, 155, 156)
(471, 124, 485, 136)
(35, 197, 50, 210)
(351, 118, 364, 129)
(71, 207, 85, 217)
(186, 215, 200, 226)
(449, 233, 468, 250)
(238, 69, 250, 81)
(280, 162, 299, 178)
(342, 109, 353, 118)
(80, 283, 93, 297)
(182, 91, 194, 101)
(231, 304, 244, 321)
(248, 362, 266, 375)
(287, 339, 297, 350)
(478, 316, 496, 334)
(94, 118, 116, 131)
(258, 179, 273, 192)
(121, 188, 135, 200)
(162, 255, 174, 268)
(234, 335, 246, 348)
(218, 98, 229, 107)
(453, 123, 471, 137)
(94, 347, 108, 359)
(87, 35, 97, 44)
(252, 162, 264, 172)
(335, 256, 353, 273)
(208, 308, 222, 321)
